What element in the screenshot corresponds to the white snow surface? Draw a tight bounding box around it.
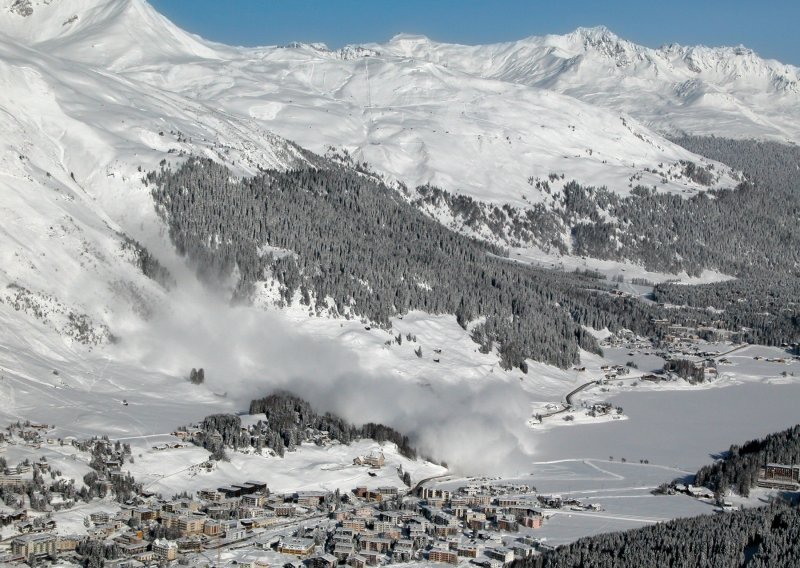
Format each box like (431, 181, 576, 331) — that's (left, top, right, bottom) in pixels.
(375, 27, 800, 143)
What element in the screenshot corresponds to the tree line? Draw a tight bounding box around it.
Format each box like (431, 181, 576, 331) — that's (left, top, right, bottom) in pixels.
(692, 424, 800, 497)
(188, 392, 417, 459)
(512, 501, 800, 568)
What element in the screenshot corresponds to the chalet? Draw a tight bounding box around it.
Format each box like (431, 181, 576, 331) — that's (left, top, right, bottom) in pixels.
(353, 451, 385, 468)
(687, 485, 714, 499)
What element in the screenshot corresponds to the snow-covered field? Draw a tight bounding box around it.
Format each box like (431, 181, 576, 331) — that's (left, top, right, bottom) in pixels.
(125, 438, 444, 498)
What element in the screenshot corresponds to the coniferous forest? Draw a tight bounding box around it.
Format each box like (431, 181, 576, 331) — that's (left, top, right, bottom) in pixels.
(511, 502, 800, 568)
(516, 424, 800, 568)
(693, 425, 800, 497)
(149, 137, 800, 369)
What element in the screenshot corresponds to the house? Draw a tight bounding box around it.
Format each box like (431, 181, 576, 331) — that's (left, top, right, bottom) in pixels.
(308, 553, 338, 567)
(333, 542, 355, 562)
(456, 543, 481, 558)
(359, 536, 392, 553)
(56, 534, 84, 552)
(177, 536, 203, 553)
(353, 451, 385, 468)
(177, 516, 204, 536)
(348, 554, 368, 568)
(761, 463, 800, 483)
(152, 539, 178, 562)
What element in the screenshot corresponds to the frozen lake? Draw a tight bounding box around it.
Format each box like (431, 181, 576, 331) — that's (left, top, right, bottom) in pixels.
(530, 381, 800, 471)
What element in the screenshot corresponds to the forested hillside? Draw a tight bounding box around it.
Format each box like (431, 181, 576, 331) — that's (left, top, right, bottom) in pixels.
(693, 425, 800, 497)
(148, 137, 800, 367)
(512, 502, 800, 568)
(150, 159, 667, 369)
(653, 277, 800, 346)
(419, 138, 800, 278)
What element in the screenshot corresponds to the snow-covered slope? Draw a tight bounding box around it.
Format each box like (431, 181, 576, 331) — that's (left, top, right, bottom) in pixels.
(374, 27, 800, 143)
(0, 2, 308, 349)
(1, 0, 735, 210)
(0, 0, 231, 67)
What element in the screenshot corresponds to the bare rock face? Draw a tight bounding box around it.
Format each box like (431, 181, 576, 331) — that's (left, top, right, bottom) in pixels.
(10, 0, 34, 17)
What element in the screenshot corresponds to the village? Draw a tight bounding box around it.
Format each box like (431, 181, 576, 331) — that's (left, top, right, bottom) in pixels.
(0, 420, 614, 567)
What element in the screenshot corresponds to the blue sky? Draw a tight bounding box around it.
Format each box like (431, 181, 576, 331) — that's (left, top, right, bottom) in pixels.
(150, 0, 799, 65)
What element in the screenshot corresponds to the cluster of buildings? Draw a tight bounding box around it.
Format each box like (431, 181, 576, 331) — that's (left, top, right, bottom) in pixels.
(1, 473, 564, 567)
(296, 481, 558, 567)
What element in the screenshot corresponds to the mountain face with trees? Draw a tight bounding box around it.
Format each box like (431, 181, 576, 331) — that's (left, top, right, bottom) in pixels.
(419, 137, 800, 279)
(692, 425, 800, 497)
(148, 136, 800, 368)
(149, 159, 658, 369)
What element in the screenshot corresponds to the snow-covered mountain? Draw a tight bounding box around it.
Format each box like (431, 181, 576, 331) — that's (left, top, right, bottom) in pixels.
(0, 0, 310, 351)
(374, 26, 800, 142)
(0, 0, 781, 352)
(1, 0, 738, 212)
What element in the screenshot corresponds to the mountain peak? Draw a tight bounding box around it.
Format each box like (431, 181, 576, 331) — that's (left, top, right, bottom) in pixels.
(0, 0, 226, 67)
(571, 25, 618, 41)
